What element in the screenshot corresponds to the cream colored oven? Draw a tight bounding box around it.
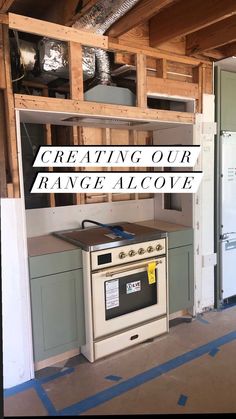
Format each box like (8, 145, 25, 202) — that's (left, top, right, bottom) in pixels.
(81, 237, 168, 362)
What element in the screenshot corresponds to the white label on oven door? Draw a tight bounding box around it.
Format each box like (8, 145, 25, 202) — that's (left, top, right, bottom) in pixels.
(105, 279, 119, 310)
(126, 280, 141, 294)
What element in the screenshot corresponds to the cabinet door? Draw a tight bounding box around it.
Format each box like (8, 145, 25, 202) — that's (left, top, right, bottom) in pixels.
(168, 245, 194, 314)
(30, 269, 85, 362)
(221, 71, 236, 131)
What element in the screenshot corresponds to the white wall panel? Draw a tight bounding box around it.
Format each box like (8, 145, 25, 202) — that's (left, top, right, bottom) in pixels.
(26, 199, 154, 237)
(1, 199, 34, 388)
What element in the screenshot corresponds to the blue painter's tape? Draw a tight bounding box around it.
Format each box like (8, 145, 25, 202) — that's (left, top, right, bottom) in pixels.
(105, 375, 122, 382)
(178, 394, 188, 406)
(34, 381, 58, 416)
(4, 366, 75, 398)
(58, 330, 236, 416)
(208, 348, 220, 357)
(38, 367, 75, 384)
(4, 379, 58, 415)
(196, 316, 210, 324)
(222, 302, 236, 310)
(4, 380, 36, 398)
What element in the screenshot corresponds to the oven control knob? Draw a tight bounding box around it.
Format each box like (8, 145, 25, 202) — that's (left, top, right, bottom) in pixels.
(128, 250, 137, 257)
(119, 252, 127, 259)
(147, 246, 154, 253)
(138, 248, 145, 255)
(156, 244, 163, 251)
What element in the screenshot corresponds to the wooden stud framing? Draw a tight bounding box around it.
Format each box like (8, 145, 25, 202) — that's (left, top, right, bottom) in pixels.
(202, 65, 213, 95)
(0, 90, 7, 197)
(0, 13, 8, 25)
(147, 76, 199, 99)
(15, 95, 195, 125)
(156, 59, 167, 79)
(109, 40, 209, 66)
(192, 65, 203, 113)
(69, 41, 84, 101)
(69, 41, 84, 205)
(8, 13, 108, 49)
(136, 53, 147, 108)
(129, 130, 139, 201)
(0, 11, 213, 208)
(0, 25, 6, 89)
(102, 128, 112, 203)
(42, 87, 56, 208)
(3, 25, 20, 197)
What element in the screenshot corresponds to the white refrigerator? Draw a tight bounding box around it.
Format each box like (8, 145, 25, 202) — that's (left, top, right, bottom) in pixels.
(220, 131, 236, 299)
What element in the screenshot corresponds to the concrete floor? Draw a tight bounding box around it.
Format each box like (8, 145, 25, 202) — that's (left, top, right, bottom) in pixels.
(4, 306, 236, 415)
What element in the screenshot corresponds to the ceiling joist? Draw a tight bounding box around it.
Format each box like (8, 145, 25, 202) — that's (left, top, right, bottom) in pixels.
(220, 41, 236, 59)
(107, 0, 175, 38)
(66, 0, 98, 26)
(187, 15, 236, 55)
(0, 0, 15, 13)
(149, 0, 236, 47)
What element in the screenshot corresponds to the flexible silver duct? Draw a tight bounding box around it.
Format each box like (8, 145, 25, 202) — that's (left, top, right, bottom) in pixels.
(73, 0, 140, 84)
(13, 1, 140, 84)
(39, 38, 69, 77)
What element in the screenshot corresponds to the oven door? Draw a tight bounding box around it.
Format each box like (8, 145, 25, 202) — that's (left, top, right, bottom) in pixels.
(92, 256, 166, 339)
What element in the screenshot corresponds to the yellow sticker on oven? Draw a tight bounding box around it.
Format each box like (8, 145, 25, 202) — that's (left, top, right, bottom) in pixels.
(147, 262, 156, 284)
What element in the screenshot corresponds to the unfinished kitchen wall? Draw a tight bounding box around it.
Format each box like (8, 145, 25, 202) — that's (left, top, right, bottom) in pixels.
(25, 198, 155, 237)
(153, 125, 194, 227)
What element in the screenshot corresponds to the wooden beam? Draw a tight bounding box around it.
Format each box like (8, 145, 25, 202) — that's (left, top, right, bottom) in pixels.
(0, 13, 8, 24)
(156, 59, 167, 78)
(0, 0, 15, 13)
(147, 76, 199, 99)
(69, 42, 84, 100)
(187, 15, 236, 55)
(136, 53, 147, 108)
(3, 25, 20, 197)
(109, 40, 208, 66)
(150, 0, 236, 47)
(42, 86, 55, 208)
(107, 0, 174, 38)
(0, 24, 6, 89)
(15, 94, 195, 125)
(67, 0, 98, 26)
(220, 41, 236, 59)
(8, 13, 108, 49)
(0, 90, 7, 197)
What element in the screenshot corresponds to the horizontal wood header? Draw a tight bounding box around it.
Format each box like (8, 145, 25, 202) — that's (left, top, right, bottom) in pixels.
(8, 12, 108, 49)
(15, 94, 195, 125)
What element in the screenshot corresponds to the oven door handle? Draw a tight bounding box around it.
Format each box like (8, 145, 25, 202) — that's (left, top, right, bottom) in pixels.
(105, 259, 163, 277)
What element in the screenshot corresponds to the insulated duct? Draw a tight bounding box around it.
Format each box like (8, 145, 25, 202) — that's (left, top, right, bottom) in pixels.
(11, 1, 140, 85)
(73, 0, 140, 84)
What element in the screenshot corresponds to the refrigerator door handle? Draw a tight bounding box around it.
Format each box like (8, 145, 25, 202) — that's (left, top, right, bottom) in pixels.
(220, 232, 236, 241)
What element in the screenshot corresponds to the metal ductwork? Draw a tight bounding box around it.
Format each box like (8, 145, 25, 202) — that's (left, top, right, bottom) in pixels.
(11, 1, 140, 89)
(73, 0, 140, 84)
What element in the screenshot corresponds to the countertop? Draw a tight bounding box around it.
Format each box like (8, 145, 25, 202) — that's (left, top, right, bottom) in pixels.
(27, 234, 79, 257)
(136, 219, 191, 232)
(27, 220, 191, 257)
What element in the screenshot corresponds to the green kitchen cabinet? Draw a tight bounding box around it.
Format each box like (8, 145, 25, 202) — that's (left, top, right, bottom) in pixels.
(29, 249, 85, 363)
(220, 70, 236, 131)
(168, 229, 194, 314)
